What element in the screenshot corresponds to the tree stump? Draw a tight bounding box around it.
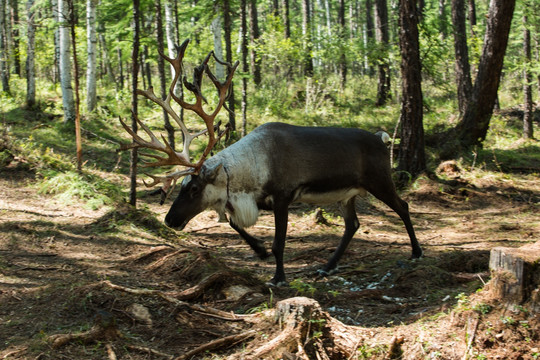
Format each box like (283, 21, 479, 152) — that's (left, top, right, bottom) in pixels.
(489, 241, 540, 311)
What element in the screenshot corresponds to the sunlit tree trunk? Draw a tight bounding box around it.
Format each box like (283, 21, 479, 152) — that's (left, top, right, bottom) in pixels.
(452, 0, 472, 116)
(456, 0, 516, 148)
(86, 0, 98, 112)
(25, 0, 35, 108)
(164, 0, 180, 94)
(281, 0, 290, 38)
(156, 0, 175, 149)
(397, 0, 425, 182)
(210, 15, 225, 80)
(58, 0, 75, 123)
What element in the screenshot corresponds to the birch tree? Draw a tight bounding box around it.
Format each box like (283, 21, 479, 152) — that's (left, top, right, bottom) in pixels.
(86, 0, 98, 112)
(26, 0, 35, 108)
(57, 0, 75, 123)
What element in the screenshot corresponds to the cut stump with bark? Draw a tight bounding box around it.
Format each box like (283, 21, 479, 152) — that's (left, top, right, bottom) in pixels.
(489, 241, 540, 311)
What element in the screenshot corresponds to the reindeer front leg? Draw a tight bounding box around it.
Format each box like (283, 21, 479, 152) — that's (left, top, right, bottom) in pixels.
(270, 201, 289, 286)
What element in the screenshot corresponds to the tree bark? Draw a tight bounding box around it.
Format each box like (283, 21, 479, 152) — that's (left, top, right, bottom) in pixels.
(455, 0, 516, 148)
(397, 0, 425, 181)
(86, 0, 98, 112)
(451, 0, 472, 116)
(211, 15, 225, 81)
(302, 0, 313, 77)
(374, 0, 390, 106)
(240, 0, 248, 137)
(338, 0, 347, 90)
(68, 0, 82, 171)
(130, 0, 140, 206)
(222, 0, 236, 130)
(0, 0, 10, 93)
(25, 0, 35, 108)
(9, 0, 20, 76)
(281, 0, 290, 38)
(58, 0, 75, 123)
(248, 0, 261, 86)
(156, 0, 175, 150)
(522, 12, 533, 139)
(467, 0, 476, 35)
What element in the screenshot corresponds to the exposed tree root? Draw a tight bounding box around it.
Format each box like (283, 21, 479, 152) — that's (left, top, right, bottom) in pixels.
(125, 344, 174, 359)
(101, 280, 250, 321)
(173, 330, 257, 360)
(47, 311, 120, 349)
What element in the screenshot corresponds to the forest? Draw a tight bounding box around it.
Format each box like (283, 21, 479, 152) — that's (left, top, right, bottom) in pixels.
(0, 0, 539, 359)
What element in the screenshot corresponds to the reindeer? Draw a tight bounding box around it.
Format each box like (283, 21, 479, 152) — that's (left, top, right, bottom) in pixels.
(120, 40, 423, 286)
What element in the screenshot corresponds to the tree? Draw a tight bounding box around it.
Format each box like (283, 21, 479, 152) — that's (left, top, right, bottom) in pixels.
(397, 0, 425, 181)
(130, 0, 141, 206)
(223, 0, 236, 130)
(68, 0, 82, 170)
(302, 0, 314, 77)
(374, 0, 390, 106)
(249, 0, 261, 85)
(25, 0, 35, 108)
(240, 0, 248, 136)
(452, 0, 472, 116)
(9, 0, 21, 77)
(522, 10, 533, 139)
(455, 0, 516, 148)
(337, 0, 347, 90)
(86, 0, 98, 112)
(57, 0, 75, 123)
(0, 0, 10, 93)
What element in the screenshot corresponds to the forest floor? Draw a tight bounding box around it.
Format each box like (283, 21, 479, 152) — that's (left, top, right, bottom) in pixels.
(0, 155, 539, 359)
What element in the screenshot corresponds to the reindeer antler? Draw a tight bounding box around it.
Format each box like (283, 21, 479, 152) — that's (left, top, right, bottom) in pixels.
(119, 39, 238, 200)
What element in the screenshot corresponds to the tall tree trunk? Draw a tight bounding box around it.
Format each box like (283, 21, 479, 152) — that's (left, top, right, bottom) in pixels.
(0, 0, 10, 93)
(86, 0, 98, 112)
(211, 15, 225, 80)
(130, 0, 140, 206)
(374, 0, 390, 106)
(456, 0, 516, 148)
(164, 0, 180, 96)
(9, 0, 20, 76)
(68, 0, 82, 171)
(156, 0, 175, 150)
(117, 47, 124, 89)
(302, 0, 313, 77)
(522, 11, 533, 139)
(249, 0, 261, 85)
(25, 0, 35, 108)
(397, 0, 425, 181)
(223, 0, 236, 130)
(451, 0, 472, 116)
(363, 0, 374, 75)
(142, 45, 152, 88)
(58, 0, 75, 123)
(338, 0, 346, 90)
(439, 0, 447, 39)
(240, 0, 248, 137)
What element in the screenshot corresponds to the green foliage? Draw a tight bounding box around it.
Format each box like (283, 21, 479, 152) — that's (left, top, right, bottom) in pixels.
(37, 170, 123, 210)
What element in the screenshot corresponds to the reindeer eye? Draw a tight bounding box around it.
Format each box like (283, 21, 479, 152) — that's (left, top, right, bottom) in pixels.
(189, 184, 200, 196)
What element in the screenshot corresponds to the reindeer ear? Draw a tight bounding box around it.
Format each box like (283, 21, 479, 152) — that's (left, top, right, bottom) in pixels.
(202, 163, 224, 183)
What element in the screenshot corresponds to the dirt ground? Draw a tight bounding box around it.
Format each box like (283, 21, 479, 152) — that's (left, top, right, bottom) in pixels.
(0, 160, 539, 359)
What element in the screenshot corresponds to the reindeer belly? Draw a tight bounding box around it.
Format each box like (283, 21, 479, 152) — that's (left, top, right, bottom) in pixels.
(295, 187, 367, 205)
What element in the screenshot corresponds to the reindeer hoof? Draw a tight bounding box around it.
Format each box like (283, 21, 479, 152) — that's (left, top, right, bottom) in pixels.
(266, 279, 288, 288)
(315, 268, 337, 277)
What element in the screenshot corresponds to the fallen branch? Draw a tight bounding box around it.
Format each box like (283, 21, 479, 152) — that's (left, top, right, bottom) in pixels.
(126, 344, 174, 359)
(173, 330, 257, 360)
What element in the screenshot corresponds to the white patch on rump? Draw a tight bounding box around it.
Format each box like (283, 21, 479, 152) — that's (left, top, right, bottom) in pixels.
(228, 192, 259, 228)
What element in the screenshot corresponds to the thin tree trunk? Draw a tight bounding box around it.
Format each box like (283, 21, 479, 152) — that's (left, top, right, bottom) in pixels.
(522, 11, 533, 139)
(156, 0, 175, 149)
(467, 0, 476, 35)
(240, 0, 248, 137)
(452, 0, 472, 116)
(9, 0, 20, 76)
(130, 0, 140, 206)
(374, 0, 390, 106)
(142, 45, 152, 88)
(58, 0, 75, 123)
(117, 47, 124, 89)
(338, 0, 346, 90)
(439, 0, 447, 39)
(164, 0, 180, 96)
(302, 0, 313, 77)
(0, 0, 10, 93)
(249, 0, 261, 85)
(25, 0, 35, 108)
(68, 0, 82, 171)
(86, 0, 98, 112)
(456, 0, 516, 148)
(397, 0, 425, 181)
(223, 0, 236, 130)
(211, 15, 225, 80)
